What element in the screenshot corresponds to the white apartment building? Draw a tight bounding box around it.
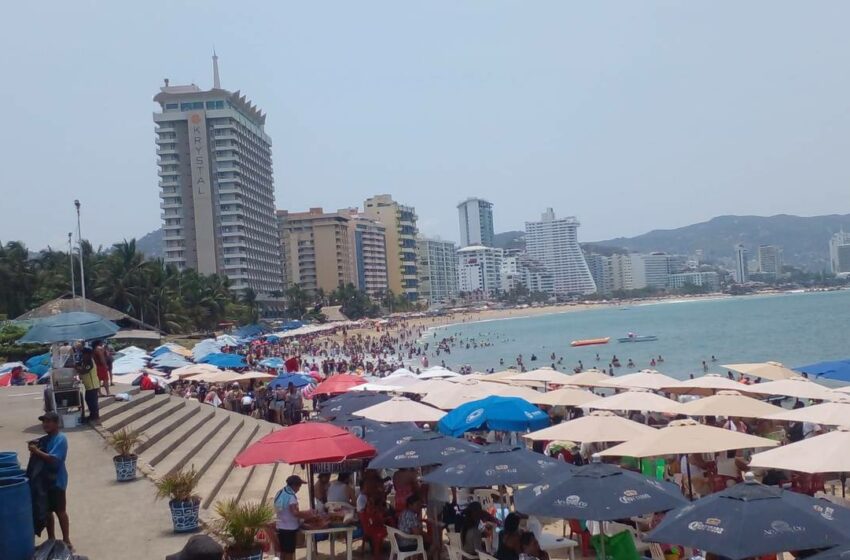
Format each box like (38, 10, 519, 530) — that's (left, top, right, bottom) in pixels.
(457, 245, 503, 297)
(457, 198, 495, 247)
(830, 232, 850, 276)
(524, 209, 596, 295)
(417, 237, 458, 307)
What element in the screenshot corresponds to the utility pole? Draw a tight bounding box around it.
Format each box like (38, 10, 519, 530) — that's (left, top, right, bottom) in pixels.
(74, 200, 87, 311)
(68, 232, 76, 298)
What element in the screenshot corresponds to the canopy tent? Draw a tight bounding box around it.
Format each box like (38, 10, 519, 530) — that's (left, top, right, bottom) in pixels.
(675, 390, 786, 419)
(749, 428, 850, 473)
(437, 396, 549, 437)
(795, 359, 850, 382)
(662, 374, 749, 396)
(586, 389, 682, 414)
(739, 376, 836, 401)
(524, 410, 657, 443)
(602, 369, 682, 391)
(525, 386, 599, 407)
(599, 418, 779, 458)
(354, 397, 446, 423)
(723, 362, 800, 381)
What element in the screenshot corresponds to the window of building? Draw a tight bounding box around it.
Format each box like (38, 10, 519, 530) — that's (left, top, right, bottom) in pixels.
(165, 103, 179, 110)
(192, 101, 204, 109)
(180, 103, 193, 111)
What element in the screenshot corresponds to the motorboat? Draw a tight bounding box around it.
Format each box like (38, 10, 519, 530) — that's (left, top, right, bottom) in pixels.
(617, 333, 658, 343)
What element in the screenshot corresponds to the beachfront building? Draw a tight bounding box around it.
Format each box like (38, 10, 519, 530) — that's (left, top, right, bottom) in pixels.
(349, 215, 389, 298)
(363, 195, 419, 301)
(668, 271, 720, 291)
(153, 55, 283, 296)
(640, 252, 672, 289)
(525, 209, 596, 295)
(757, 245, 783, 277)
(457, 197, 495, 247)
(734, 244, 749, 283)
(457, 245, 503, 298)
(830, 232, 850, 276)
(585, 254, 613, 295)
(417, 237, 458, 307)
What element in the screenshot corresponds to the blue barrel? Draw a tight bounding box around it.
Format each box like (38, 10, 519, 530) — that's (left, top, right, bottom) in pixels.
(0, 476, 34, 560)
(0, 451, 19, 468)
(0, 465, 26, 478)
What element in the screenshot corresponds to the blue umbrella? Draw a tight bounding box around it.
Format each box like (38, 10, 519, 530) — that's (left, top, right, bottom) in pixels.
(259, 357, 286, 369)
(149, 352, 192, 369)
(803, 544, 850, 560)
(18, 312, 119, 344)
(437, 396, 550, 437)
(368, 432, 480, 469)
(318, 392, 392, 419)
(515, 460, 687, 521)
(150, 346, 173, 358)
(362, 424, 425, 452)
(198, 352, 246, 369)
(646, 475, 850, 560)
(24, 352, 51, 377)
(267, 373, 312, 389)
(796, 359, 850, 382)
(423, 444, 571, 487)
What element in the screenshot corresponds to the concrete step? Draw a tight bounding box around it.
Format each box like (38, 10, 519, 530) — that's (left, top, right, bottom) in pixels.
(241, 462, 281, 506)
(223, 426, 276, 505)
(143, 405, 217, 467)
(101, 394, 172, 432)
(132, 399, 187, 434)
(154, 413, 231, 477)
(186, 417, 245, 481)
(265, 462, 301, 505)
(99, 391, 156, 422)
(197, 422, 260, 510)
(135, 401, 203, 455)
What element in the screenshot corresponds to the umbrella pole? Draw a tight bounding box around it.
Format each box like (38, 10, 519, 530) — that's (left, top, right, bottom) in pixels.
(600, 520, 606, 560)
(308, 463, 315, 510)
(685, 456, 693, 501)
(842, 473, 847, 499)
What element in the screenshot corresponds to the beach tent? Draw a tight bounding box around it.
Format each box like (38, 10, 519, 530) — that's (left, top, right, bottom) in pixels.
(354, 397, 446, 423)
(675, 390, 785, 419)
(0, 362, 27, 374)
(738, 376, 835, 401)
(524, 410, 656, 443)
(525, 386, 599, 407)
(603, 369, 682, 391)
(795, 359, 850, 382)
(662, 373, 749, 396)
(586, 389, 682, 414)
(723, 362, 799, 381)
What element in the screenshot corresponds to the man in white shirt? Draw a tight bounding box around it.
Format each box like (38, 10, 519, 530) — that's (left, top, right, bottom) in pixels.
(274, 475, 313, 560)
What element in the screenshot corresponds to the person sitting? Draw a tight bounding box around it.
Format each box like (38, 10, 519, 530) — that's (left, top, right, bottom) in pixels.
(397, 494, 428, 552)
(139, 371, 157, 391)
(496, 528, 521, 560)
(520, 531, 549, 560)
(314, 473, 331, 511)
(327, 472, 356, 507)
(459, 501, 499, 556)
(361, 493, 389, 560)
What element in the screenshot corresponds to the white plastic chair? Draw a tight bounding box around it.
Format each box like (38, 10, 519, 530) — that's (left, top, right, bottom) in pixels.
(447, 532, 479, 560)
(388, 526, 427, 560)
(478, 552, 498, 560)
(527, 516, 578, 560)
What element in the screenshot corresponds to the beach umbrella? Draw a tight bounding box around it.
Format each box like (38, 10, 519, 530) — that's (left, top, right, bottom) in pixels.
(526, 387, 599, 408)
(0, 371, 38, 386)
(723, 362, 800, 381)
(515, 460, 687, 521)
(662, 374, 749, 396)
(598, 418, 779, 458)
(766, 396, 850, 427)
(374, 375, 419, 388)
(645, 474, 850, 560)
(387, 368, 417, 378)
(739, 376, 836, 401)
(18, 311, 119, 344)
(602, 369, 682, 391)
(259, 357, 286, 369)
(403, 379, 456, 395)
(354, 397, 446, 423)
(801, 544, 850, 560)
(795, 359, 850, 382)
(24, 353, 51, 377)
(329, 415, 399, 439)
(422, 444, 570, 487)
(197, 352, 247, 369)
(437, 396, 550, 437)
(312, 373, 366, 396)
(507, 368, 575, 387)
(149, 352, 193, 369)
(234, 422, 376, 466)
(586, 389, 682, 414)
(422, 380, 489, 410)
(676, 390, 785, 419)
(561, 369, 615, 388)
(216, 334, 239, 346)
(154, 343, 192, 357)
(267, 373, 313, 390)
(749, 428, 850, 474)
(418, 367, 461, 380)
(524, 411, 657, 443)
(208, 370, 276, 384)
(318, 392, 391, 419)
(349, 382, 407, 392)
(171, 364, 220, 379)
(364, 425, 427, 453)
(192, 339, 222, 361)
(0, 362, 26, 374)
(368, 432, 480, 469)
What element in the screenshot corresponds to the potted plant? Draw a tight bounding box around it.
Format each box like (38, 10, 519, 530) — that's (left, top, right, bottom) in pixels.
(155, 466, 201, 533)
(106, 427, 143, 482)
(212, 498, 275, 560)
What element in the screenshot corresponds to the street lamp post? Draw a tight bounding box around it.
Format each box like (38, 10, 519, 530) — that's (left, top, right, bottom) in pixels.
(68, 232, 76, 298)
(74, 200, 87, 311)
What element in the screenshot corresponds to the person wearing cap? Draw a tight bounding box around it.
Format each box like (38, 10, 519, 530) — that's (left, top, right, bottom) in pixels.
(76, 346, 100, 423)
(29, 411, 71, 549)
(166, 534, 224, 560)
(274, 474, 314, 560)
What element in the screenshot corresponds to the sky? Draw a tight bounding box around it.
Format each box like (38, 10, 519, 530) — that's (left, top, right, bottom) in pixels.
(2, 1, 850, 251)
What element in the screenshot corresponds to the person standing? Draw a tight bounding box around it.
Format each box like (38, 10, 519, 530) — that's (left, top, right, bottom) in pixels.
(285, 383, 303, 425)
(29, 411, 71, 549)
(274, 475, 313, 560)
(92, 340, 110, 397)
(76, 347, 100, 423)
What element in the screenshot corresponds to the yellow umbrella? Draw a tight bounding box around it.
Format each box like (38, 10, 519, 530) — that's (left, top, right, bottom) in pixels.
(749, 428, 850, 474)
(767, 395, 850, 427)
(586, 389, 682, 414)
(598, 418, 780, 458)
(722, 361, 800, 381)
(561, 369, 614, 388)
(354, 396, 446, 423)
(662, 373, 749, 396)
(676, 390, 785, 419)
(602, 369, 682, 391)
(527, 386, 599, 407)
(738, 376, 836, 401)
(524, 411, 656, 442)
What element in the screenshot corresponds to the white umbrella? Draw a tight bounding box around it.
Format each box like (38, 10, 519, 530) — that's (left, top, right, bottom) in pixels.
(662, 373, 750, 396)
(561, 369, 615, 388)
(749, 428, 850, 474)
(349, 382, 406, 392)
(171, 363, 220, 379)
(507, 368, 575, 387)
(526, 387, 599, 408)
(375, 375, 419, 388)
(354, 396, 446, 423)
(586, 389, 682, 414)
(676, 390, 786, 419)
(403, 379, 456, 395)
(422, 380, 491, 409)
(722, 361, 800, 381)
(418, 367, 461, 380)
(602, 369, 682, 391)
(739, 376, 836, 401)
(767, 396, 850, 427)
(524, 411, 656, 442)
(387, 368, 417, 378)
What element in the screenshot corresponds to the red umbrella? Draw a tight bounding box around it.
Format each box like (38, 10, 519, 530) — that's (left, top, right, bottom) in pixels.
(0, 372, 38, 387)
(311, 373, 366, 396)
(234, 422, 376, 466)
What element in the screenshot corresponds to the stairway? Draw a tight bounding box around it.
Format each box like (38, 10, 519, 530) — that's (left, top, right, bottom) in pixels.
(98, 392, 288, 520)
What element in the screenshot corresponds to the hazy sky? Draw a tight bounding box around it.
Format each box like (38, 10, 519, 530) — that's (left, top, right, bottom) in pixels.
(3, 2, 850, 251)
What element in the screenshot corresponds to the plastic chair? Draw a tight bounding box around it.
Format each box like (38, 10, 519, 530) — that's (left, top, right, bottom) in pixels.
(447, 532, 479, 560)
(649, 543, 666, 560)
(388, 526, 426, 560)
(527, 516, 577, 560)
(567, 519, 592, 558)
(478, 552, 498, 560)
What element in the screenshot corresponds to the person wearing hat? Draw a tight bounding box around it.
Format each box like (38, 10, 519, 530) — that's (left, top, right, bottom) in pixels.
(166, 535, 223, 560)
(274, 474, 314, 560)
(29, 411, 71, 549)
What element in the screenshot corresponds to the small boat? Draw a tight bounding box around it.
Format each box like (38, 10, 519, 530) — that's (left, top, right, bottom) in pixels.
(617, 334, 658, 343)
(570, 337, 611, 347)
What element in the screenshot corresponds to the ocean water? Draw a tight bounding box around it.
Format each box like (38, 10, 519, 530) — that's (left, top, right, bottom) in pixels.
(427, 290, 850, 380)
